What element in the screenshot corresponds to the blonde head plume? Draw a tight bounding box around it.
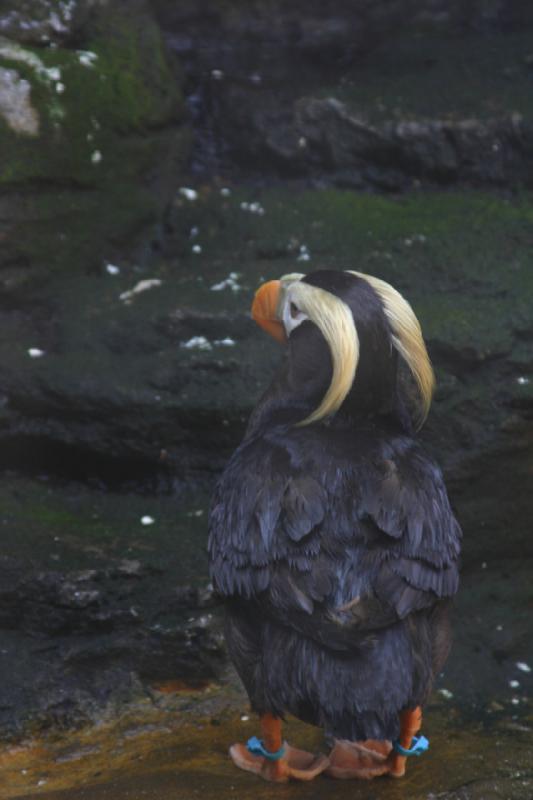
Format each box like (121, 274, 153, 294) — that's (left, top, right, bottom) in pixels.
(346, 270, 435, 428)
(285, 280, 360, 426)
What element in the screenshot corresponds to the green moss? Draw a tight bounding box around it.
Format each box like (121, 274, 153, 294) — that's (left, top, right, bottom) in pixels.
(0, 473, 209, 583)
(169, 185, 533, 360)
(0, 8, 184, 188)
(0, 6, 190, 280)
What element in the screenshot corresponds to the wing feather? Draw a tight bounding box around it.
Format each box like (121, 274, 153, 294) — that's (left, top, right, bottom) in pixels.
(208, 431, 461, 649)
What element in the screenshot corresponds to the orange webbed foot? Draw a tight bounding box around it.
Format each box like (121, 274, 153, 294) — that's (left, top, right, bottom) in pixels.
(326, 706, 428, 780)
(326, 739, 393, 780)
(229, 741, 330, 782)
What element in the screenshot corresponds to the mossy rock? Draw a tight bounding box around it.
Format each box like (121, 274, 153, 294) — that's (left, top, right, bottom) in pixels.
(0, 0, 93, 45)
(0, 0, 191, 291)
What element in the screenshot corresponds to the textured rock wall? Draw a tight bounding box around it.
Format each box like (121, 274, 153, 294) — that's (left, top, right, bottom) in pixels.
(0, 0, 191, 297)
(0, 0, 532, 740)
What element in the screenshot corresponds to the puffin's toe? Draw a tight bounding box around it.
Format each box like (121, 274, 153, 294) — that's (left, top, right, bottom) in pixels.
(229, 741, 329, 782)
(326, 739, 393, 780)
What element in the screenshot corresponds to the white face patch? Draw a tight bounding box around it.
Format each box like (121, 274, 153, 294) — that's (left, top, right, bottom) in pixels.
(275, 278, 359, 426)
(281, 287, 309, 337)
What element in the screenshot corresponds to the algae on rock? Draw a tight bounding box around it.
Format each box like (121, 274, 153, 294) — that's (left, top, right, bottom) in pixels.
(0, 0, 191, 294)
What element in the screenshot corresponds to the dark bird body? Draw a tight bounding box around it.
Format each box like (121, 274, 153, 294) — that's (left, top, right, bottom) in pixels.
(208, 270, 461, 780)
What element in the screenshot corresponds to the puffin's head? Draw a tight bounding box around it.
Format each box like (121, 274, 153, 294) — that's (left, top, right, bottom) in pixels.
(251, 269, 434, 429)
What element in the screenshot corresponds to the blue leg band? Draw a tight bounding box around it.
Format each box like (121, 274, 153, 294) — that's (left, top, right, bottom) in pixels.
(246, 736, 286, 761)
(393, 735, 430, 757)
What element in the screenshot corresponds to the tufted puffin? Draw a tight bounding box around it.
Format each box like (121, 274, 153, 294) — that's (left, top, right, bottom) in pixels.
(208, 269, 461, 782)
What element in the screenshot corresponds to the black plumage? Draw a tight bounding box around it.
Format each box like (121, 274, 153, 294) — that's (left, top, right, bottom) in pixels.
(208, 269, 461, 746)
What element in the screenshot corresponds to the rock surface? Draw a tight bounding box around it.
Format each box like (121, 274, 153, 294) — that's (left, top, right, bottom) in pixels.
(0, 1, 532, 761)
(0, 686, 531, 799)
(0, 473, 223, 738)
(174, 24, 533, 189)
(1, 186, 531, 488)
(0, 0, 190, 296)
(0, 185, 532, 737)
(153, 0, 420, 59)
(221, 95, 533, 189)
(0, 0, 96, 45)
(0, 65, 39, 134)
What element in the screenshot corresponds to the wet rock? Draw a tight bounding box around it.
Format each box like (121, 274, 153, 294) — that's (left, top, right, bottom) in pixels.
(0, 0, 190, 295)
(0, 553, 224, 735)
(0, 268, 271, 478)
(168, 11, 533, 191)
(0, 471, 223, 735)
(2, 697, 531, 798)
(115, 559, 143, 577)
(175, 583, 216, 609)
(0, 185, 531, 495)
(0, 560, 130, 635)
(54, 743, 101, 764)
(416, 0, 533, 32)
(156, 308, 251, 344)
(0, 183, 531, 738)
(432, 777, 533, 800)
(0, 0, 94, 45)
(217, 92, 533, 189)
(444, 559, 533, 705)
(0, 65, 39, 134)
(0, 10, 532, 746)
(154, 0, 420, 60)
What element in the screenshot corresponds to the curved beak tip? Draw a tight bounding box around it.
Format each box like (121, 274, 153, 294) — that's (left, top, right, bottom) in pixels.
(251, 280, 287, 344)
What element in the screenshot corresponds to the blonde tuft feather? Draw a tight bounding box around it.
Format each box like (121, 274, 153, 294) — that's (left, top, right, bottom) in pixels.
(347, 271, 435, 428)
(286, 281, 359, 426)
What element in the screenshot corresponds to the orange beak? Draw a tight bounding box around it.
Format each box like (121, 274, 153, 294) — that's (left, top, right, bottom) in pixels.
(251, 280, 287, 344)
